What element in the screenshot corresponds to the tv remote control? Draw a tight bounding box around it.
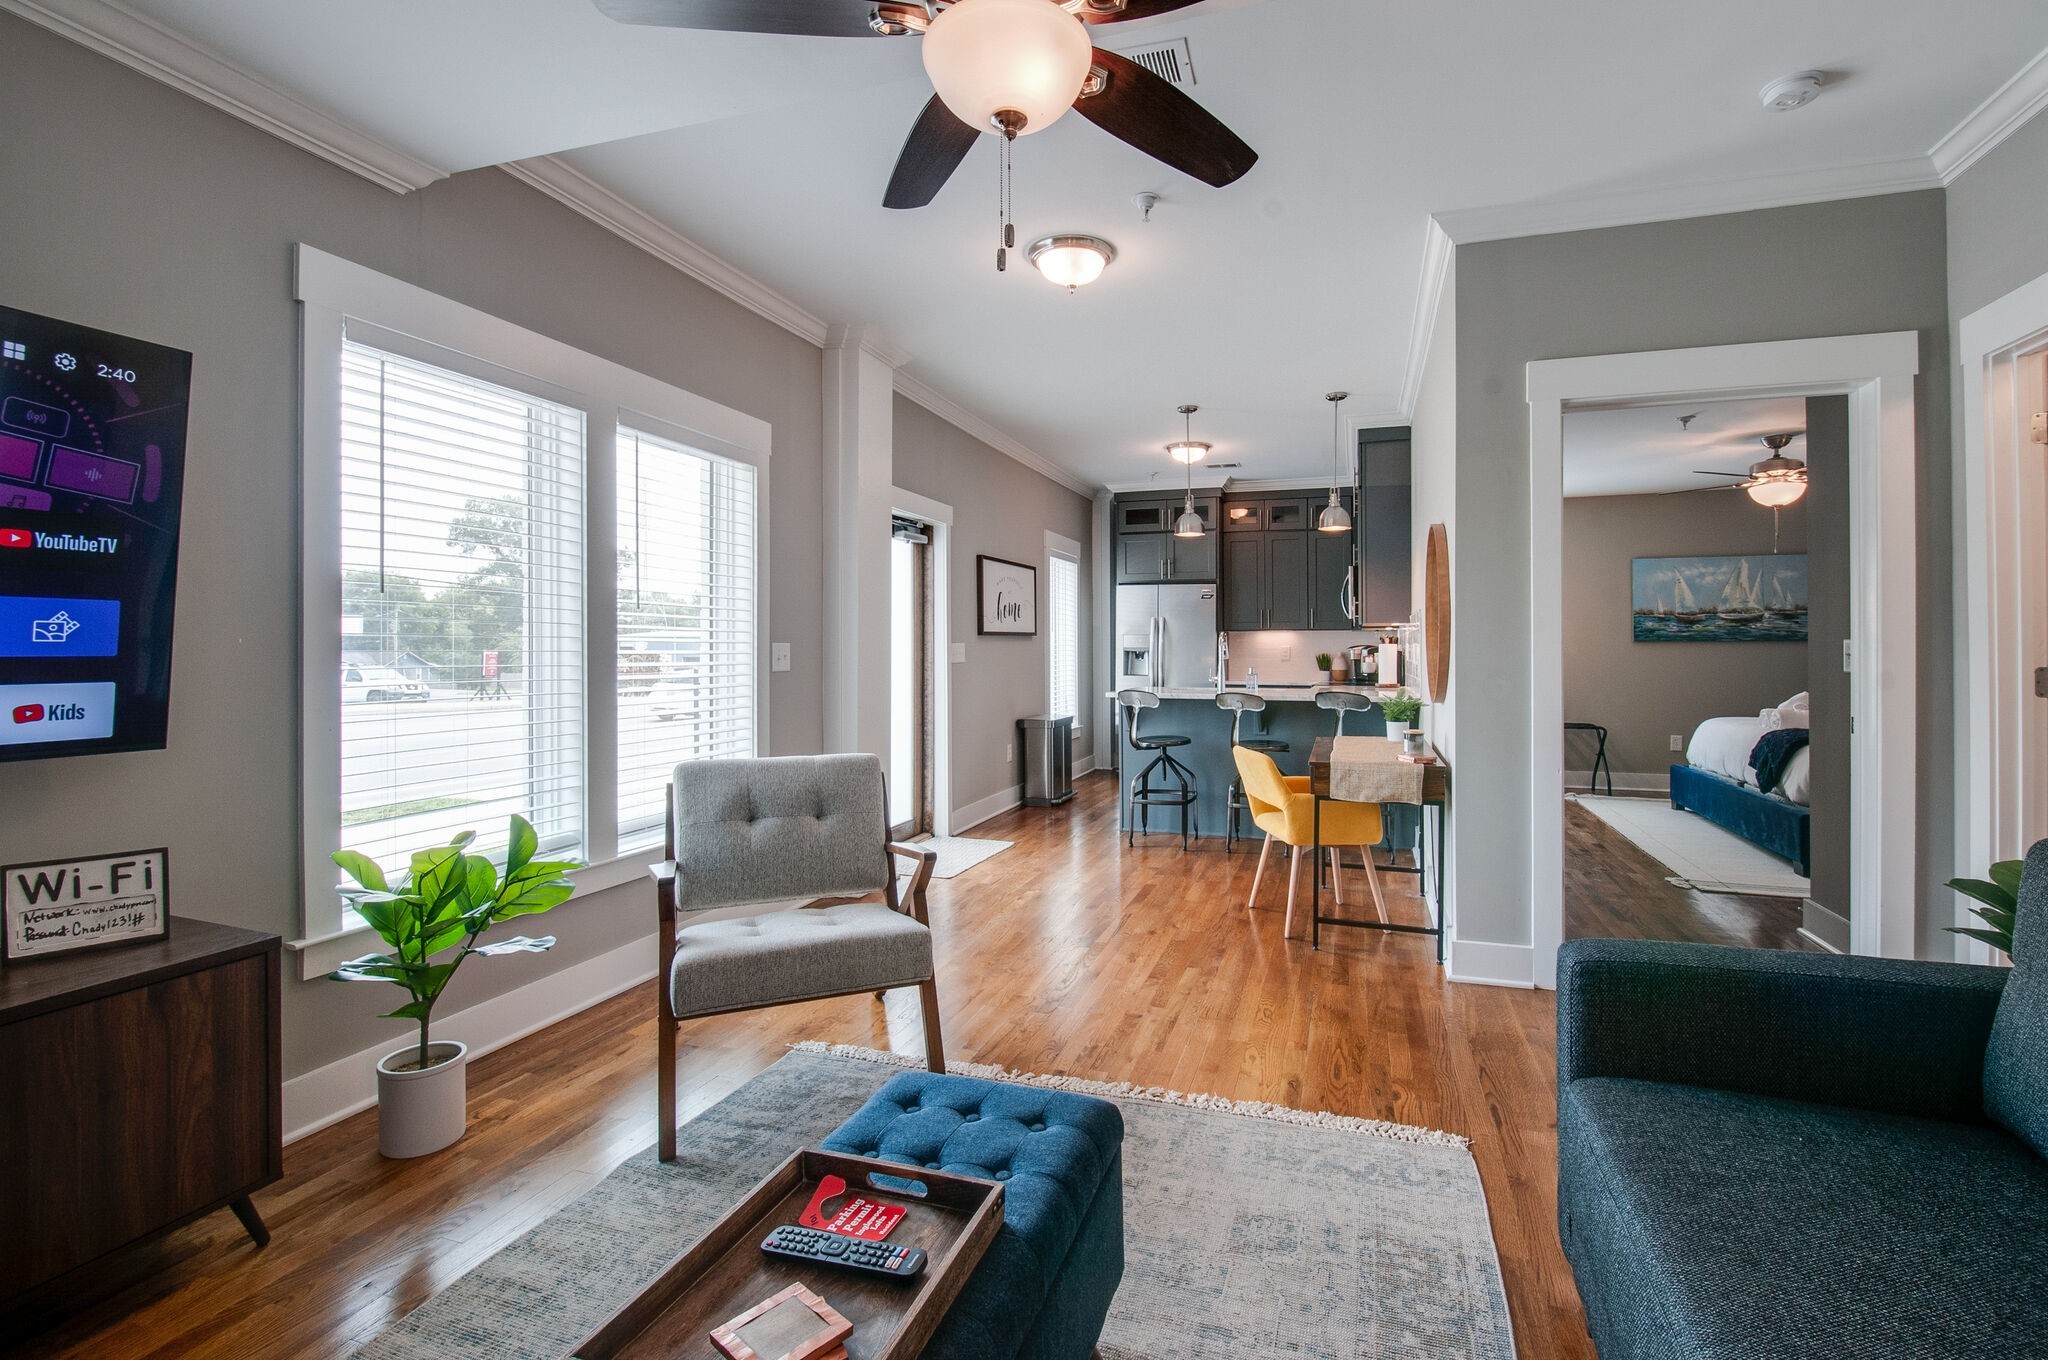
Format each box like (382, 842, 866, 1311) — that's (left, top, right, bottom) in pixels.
(760, 1224, 926, 1280)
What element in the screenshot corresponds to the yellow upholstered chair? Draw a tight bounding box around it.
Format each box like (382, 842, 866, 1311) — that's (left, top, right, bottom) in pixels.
(1233, 745, 1389, 938)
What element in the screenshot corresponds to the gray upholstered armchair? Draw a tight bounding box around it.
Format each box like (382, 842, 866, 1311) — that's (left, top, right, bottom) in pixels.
(652, 753, 945, 1162)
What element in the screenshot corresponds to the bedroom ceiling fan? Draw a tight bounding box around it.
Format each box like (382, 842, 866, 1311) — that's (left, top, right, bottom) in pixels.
(594, 0, 1258, 265)
(1670, 432, 1809, 508)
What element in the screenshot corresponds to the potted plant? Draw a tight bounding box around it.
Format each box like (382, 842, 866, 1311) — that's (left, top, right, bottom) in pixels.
(331, 815, 579, 1158)
(1947, 859, 2021, 957)
(1315, 652, 1334, 683)
(1379, 689, 1423, 744)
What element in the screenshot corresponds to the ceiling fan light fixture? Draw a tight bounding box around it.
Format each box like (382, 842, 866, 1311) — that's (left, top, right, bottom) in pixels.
(1028, 234, 1116, 291)
(922, 0, 1093, 136)
(1746, 474, 1807, 508)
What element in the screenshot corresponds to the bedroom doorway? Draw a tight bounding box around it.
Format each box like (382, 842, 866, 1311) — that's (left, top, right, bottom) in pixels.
(1526, 333, 1922, 989)
(1557, 396, 1843, 953)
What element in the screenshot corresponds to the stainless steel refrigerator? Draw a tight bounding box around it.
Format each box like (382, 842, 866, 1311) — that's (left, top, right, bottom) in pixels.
(1115, 582, 1219, 691)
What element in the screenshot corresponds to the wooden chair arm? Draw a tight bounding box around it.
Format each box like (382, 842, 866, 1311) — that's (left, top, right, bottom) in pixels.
(887, 842, 937, 925)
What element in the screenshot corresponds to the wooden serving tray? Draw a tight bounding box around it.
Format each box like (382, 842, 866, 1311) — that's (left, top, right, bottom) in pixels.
(573, 1149, 1004, 1360)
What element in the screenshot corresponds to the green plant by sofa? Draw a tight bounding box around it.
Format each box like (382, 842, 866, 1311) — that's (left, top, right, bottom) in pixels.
(1379, 690, 1423, 728)
(1948, 858, 2021, 956)
(331, 815, 580, 1071)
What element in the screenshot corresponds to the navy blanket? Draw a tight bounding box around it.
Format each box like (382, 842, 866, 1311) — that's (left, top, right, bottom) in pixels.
(1749, 727, 1810, 794)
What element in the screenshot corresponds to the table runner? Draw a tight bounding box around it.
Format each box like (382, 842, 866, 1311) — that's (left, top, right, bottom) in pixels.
(1329, 735, 1427, 804)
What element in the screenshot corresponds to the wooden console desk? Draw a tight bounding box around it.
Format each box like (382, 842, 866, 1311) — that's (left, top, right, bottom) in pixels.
(1308, 736, 1449, 962)
(0, 917, 282, 1318)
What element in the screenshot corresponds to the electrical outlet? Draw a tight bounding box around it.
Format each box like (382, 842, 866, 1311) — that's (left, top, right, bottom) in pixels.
(1004, 743, 1013, 763)
(1281, 646, 1292, 662)
(770, 642, 791, 672)
(2031, 411, 2047, 445)
(1670, 734, 1685, 751)
(1842, 639, 1853, 673)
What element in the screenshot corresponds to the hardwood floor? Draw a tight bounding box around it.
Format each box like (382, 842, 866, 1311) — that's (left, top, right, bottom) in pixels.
(13, 774, 1596, 1360)
(1563, 796, 1822, 952)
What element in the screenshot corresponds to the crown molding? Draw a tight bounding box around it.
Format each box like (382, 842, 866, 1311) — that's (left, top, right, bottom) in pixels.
(893, 370, 1098, 497)
(1432, 154, 1940, 246)
(0, 0, 445, 194)
(823, 322, 912, 371)
(1396, 219, 1453, 418)
(1930, 44, 2048, 183)
(502, 155, 832, 346)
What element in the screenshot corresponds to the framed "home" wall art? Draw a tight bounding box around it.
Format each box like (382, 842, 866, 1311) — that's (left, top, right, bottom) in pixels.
(977, 555, 1037, 636)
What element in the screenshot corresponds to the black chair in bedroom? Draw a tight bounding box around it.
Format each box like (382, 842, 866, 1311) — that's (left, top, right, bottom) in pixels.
(1566, 722, 1613, 796)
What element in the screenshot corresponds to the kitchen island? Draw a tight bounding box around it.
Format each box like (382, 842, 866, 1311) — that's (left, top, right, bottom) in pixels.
(1108, 684, 1404, 841)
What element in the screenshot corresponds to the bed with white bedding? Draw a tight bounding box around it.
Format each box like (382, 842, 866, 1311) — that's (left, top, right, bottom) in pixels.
(1668, 696, 1812, 874)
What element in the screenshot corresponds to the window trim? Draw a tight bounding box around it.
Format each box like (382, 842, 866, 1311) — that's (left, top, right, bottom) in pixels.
(292, 245, 771, 968)
(1045, 530, 1082, 732)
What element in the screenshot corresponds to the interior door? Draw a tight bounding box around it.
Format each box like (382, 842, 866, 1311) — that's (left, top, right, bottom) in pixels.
(890, 521, 933, 839)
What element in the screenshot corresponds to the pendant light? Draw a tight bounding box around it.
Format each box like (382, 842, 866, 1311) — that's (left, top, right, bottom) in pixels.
(1317, 391, 1353, 533)
(1169, 404, 1208, 538)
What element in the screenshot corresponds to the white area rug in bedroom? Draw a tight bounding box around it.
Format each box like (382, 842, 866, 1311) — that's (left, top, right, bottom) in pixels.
(1572, 794, 1810, 898)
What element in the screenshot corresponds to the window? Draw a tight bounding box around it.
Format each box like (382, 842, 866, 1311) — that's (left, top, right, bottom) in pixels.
(298, 245, 771, 947)
(338, 341, 585, 875)
(1048, 552, 1079, 722)
(616, 425, 757, 849)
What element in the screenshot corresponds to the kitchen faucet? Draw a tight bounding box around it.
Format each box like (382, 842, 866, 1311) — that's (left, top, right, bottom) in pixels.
(1212, 631, 1230, 689)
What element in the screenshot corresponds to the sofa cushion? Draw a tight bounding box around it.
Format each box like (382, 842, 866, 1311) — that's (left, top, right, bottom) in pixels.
(669, 903, 930, 1019)
(823, 1072, 1124, 1360)
(1986, 839, 2048, 1157)
(1559, 1076, 2048, 1359)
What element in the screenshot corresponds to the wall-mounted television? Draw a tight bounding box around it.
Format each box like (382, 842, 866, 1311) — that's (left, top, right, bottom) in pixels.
(0, 303, 191, 761)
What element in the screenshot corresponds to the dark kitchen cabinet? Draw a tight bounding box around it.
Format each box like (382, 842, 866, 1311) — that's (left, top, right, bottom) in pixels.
(1219, 534, 1264, 630)
(1114, 496, 1217, 583)
(1119, 532, 1170, 584)
(1310, 530, 1355, 630)
(1217, 491, 1355, 631)
(1267, 533, 1311, 629)
(1358, 428, 1413, 625)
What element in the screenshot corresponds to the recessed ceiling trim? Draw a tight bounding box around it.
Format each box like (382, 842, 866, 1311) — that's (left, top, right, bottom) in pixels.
(1929, 43, 2048, 183)
(1432, 154, 1940, 245)
(0, 0, 446, 194)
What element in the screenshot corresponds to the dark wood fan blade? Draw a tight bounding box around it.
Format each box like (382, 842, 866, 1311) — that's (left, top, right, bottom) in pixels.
(884, 95, 982, 209)
(1690, 470, 1749, 476)
(1074, 48, 1256, 188)
(1075, 0, 1212, 23)
(594, 0, 880, 37)
(1660, 485, 1739, 495)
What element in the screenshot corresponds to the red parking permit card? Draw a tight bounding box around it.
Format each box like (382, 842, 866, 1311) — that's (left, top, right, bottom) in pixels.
(799, 1175, 907, 1241)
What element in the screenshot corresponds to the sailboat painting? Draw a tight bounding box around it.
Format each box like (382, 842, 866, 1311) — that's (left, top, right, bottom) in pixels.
(1631, 555, 1808, 642)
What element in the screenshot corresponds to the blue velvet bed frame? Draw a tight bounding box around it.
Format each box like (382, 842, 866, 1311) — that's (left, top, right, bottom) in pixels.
(1668, 763, 1810, 877)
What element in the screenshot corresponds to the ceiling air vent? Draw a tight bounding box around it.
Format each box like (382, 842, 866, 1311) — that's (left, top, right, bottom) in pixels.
(1115, 36, 1196, 88)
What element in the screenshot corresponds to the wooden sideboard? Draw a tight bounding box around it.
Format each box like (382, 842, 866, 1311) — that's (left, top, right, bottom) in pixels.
(0, 916, 282, 1318)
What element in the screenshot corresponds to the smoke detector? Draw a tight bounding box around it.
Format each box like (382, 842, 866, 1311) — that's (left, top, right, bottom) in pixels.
(1760, 70, 1825, 112)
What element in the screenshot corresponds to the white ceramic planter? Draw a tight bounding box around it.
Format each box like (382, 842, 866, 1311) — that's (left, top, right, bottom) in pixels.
(376, 1039, 468, 1158)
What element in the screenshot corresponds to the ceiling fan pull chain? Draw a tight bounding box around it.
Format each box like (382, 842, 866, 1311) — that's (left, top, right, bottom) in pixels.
(995, 129, 1014, 272)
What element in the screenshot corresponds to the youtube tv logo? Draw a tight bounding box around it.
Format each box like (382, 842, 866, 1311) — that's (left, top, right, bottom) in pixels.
(0, 528, 28, 549)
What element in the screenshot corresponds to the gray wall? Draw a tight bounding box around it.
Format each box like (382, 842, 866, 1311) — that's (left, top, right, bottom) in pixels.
(1804, 396, 1852, 931)
(1560, 493, 1809, 779)
(1947, 110, 2048, 322)
(1410, 259, 1457, 917)
(892, 396, 1096, 816)
(1452, 189, 1952, 962)
(0, 14, 1089, 1080)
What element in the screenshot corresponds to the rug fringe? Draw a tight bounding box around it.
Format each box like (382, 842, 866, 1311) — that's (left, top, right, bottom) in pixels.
(788, 1041, 1471, 1150)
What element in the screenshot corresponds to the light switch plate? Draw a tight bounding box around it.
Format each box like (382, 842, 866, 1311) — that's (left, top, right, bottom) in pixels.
(950, 642, 966, 664)
(770, 642, 791, 672)
(1670, 735, 1684, 751)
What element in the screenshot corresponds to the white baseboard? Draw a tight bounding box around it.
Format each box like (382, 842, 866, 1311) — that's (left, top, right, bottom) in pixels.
(951, 785, 1022, 835)
(1073, 753, 1097, 778)
(1446, 937, 1536, 988)
(282, 933, 658, 1144)
(1799, 897, 1850, 953)
(1565, 772, 1670, 796)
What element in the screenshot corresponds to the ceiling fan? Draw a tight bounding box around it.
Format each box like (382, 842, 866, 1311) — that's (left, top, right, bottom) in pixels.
(1669, 432, 1809, 507)
(593, 0, 1259, 214)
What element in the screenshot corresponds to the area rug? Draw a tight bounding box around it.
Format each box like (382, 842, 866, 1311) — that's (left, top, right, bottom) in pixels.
(914, 834, 1013, 879)
(357, 1045, 1514, 1360)
(1572, 793, 1809, 898)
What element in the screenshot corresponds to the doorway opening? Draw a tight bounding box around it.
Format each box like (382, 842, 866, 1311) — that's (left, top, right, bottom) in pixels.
(1558, 396, 1844, 954)
(891, 515, 935, 840)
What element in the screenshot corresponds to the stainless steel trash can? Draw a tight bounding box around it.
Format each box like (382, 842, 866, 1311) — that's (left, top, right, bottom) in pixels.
(1018, 715, 1074, 807)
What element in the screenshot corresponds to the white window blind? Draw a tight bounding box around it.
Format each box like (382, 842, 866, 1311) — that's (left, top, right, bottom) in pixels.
(338, 340, 586, 876)
(616, 425, 758, 849)
(1049, 553, 1079, 722)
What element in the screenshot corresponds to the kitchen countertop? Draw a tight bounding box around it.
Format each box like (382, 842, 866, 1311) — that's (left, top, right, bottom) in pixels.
(1107, 683, 1397, 703)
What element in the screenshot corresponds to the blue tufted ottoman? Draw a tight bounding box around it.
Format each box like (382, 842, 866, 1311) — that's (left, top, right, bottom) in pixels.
(821, 1072, 1125, 1360)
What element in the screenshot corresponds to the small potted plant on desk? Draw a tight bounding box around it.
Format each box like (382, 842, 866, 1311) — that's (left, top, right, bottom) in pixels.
(331, 815, 579, 1158)
(1379, 689, 1425, 752)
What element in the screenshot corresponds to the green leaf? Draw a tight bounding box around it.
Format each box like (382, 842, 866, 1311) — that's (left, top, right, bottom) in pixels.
(450, 829, 477, 849)
(474, 934, 556, 956)
(411, 845, 464, 907)
(1948, 877, 2017, 913)
(1947, 925, 2014, 953)
(331, 849, 390, 893)
(418, 919, 470, 958)
(491, 878, 575, 919)
(1989, 860, 2025, 896)
(351, 894, 401, 944)
(380, 999, 435, 1021)
(331, 954, 412, 984)
(462, 852, 500, 906)
(506, 814, 539, 878)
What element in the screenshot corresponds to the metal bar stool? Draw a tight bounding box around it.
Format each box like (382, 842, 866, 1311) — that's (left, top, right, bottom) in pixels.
(1216, 691, 1289, 854)
(1565, 721, 1613, 795)
(1118, 688, 1197, 850)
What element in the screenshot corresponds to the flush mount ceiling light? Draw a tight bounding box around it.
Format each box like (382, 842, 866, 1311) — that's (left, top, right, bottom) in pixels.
(1760, 70, 1826, 112)
(1317, 391, 1353, 534)
(1029, 234, 1116, 292)
(1170, 404, 1208, 537)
